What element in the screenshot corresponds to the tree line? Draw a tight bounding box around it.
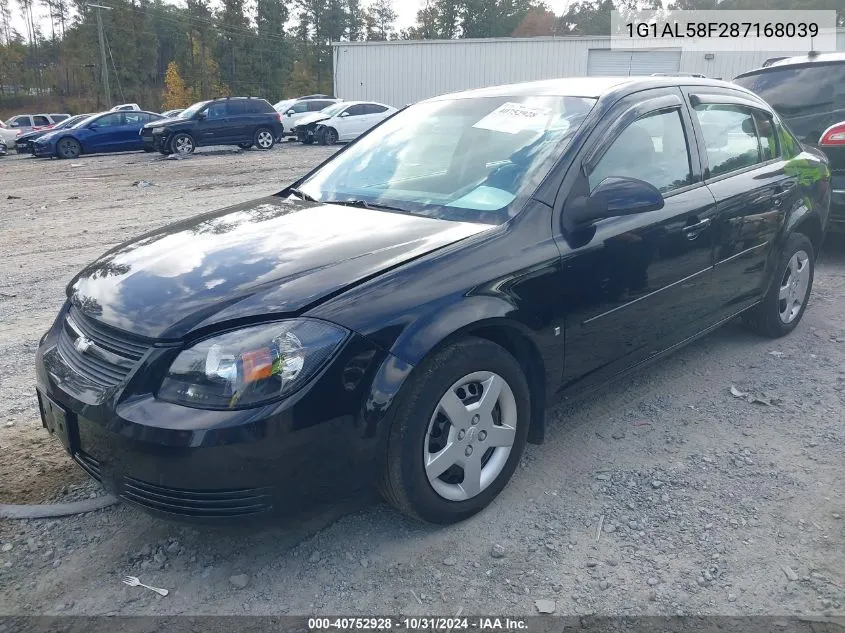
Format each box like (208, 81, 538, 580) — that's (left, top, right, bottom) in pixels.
(0, 0, 842, 115)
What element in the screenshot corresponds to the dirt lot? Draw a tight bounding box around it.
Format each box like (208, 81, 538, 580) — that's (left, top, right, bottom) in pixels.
(0, 146, 843, 617)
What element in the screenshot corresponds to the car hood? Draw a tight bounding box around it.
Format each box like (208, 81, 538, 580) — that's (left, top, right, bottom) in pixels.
(35, 130, 61, 143)
(295, 113, 331, 127)
(68, 196, 491, 339)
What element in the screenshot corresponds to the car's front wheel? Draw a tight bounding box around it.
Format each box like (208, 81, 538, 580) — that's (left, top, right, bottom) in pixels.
(170, 132, 195, 155)
(254, 128, 275, 150)
(379, 337, 530, 524)
(56, 137, 81, 159)
(320, 127, 339, 146)
(744, 232, 815, 338)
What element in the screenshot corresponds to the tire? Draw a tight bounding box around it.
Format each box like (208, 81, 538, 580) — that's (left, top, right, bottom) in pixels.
(170, 132, 195, 155)
(254, 127, 275, 150)
(158, 149, 171, 156)
(238, 142, 253, 150)
(56, 137, 81, 160)
(320, 127, 338, 146)
(299, 132, 314, 145)
(379, 337, 530, 524)
(744, 232, 815, 338)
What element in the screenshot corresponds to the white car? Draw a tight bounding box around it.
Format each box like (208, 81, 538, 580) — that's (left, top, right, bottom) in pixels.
(293, 101, 397, 145)
(0, 120, 21, 148)
(277, 98, 340, 136)
(4, 113, 70, 135)
(110, 103, 142, 111)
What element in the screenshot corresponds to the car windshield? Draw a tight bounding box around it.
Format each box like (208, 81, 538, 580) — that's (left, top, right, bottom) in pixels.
(180, 101, 210, 119)
(53, 116, 83, 130)
(319, 102, 347, 116)
(296, 95, 597, 224)
(274, 99, 294, 111)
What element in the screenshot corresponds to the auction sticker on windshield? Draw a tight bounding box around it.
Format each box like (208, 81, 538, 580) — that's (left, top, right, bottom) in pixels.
(473, 103, 552, 135)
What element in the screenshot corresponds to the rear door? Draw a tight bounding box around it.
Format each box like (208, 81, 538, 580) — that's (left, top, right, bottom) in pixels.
(225, 100, 250, 140)
(685, 88, 794, 316)
(555, 88, 719, 389)
(117, 112, 155, 150)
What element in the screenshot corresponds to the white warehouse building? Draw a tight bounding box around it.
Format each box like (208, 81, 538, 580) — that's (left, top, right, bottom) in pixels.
(332, 29, 845, 107)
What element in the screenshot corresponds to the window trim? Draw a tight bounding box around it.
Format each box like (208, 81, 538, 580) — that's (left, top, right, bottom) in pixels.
(691, 101, 782, 184)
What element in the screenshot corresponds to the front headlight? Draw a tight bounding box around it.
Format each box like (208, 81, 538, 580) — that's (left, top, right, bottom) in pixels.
(158, 319, 348, 409)
(151, 127, 164, 134)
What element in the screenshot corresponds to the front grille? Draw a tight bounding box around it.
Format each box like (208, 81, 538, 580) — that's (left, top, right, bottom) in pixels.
(74, 451, 101, 482)
(56, 306, 153, 388)
(121, 476, 273, 518)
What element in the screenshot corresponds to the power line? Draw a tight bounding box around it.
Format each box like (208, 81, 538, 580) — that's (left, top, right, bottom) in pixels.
(104, 27, 124, 101)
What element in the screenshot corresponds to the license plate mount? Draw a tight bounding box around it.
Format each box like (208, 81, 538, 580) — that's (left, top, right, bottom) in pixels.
(37, 390, 78, 455)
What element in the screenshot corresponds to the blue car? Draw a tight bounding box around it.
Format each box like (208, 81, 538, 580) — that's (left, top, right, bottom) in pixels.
(33, 110, 164, 159)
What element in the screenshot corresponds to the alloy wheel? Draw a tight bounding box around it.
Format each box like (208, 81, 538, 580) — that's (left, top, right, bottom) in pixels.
(173, 135, 194, 154)
(423, 371, 518, 502)
(778, 250, 810, 324)
(256, 130, 274, 149)
(58, 139, 79, 159)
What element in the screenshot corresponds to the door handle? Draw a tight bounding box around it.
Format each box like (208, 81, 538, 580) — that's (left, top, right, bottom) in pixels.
(682, 218, 711, 240)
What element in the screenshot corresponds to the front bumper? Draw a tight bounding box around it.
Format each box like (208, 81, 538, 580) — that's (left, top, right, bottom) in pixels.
(35, 304, 398, 522)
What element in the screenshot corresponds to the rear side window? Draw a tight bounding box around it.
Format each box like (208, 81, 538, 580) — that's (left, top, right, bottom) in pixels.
(365, 104, 388, 114)
(308, 101, 329, 111)
(33, 115, 50, 126)
(589, 109, 693, 194)
(227, 101, 248, 115)
(51, 114, 69, 122)
(345, 105, 367, 116)
(292, 102, 310, 114)
(693, 105, 762, 178)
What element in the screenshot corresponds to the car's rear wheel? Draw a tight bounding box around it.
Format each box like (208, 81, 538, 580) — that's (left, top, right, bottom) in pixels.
(170, 133, 195, 155)
(254, 128, 275, 150)
(56, 137, 81, 159)
(379, 337, 530, 524)
(320, 127, 339, 146)
(744, 232, 814, 338)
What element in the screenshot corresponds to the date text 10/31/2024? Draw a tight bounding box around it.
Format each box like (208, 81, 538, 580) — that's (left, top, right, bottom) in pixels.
(626, 21, 819, 39)
(307, 618, 529, 631)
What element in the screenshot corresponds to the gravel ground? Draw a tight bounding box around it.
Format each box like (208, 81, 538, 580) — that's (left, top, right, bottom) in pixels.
(0, 147, 843, 617)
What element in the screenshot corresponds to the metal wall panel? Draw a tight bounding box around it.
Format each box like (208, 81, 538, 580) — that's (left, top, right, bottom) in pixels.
(586, 49, 681, 76)
(333, 30, 845, 107)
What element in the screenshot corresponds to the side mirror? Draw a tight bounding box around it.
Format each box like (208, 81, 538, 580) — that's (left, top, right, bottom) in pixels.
(88, 123, 99, 130)
(286, 110, 295, 116)
(566, 176, 664, 228)
(340, 112, 350, 118)
(196, 111, 207, 120)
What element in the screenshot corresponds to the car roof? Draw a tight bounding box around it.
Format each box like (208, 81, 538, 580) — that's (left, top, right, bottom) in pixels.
(424, 76, 742, 102)
(736, 52, 845, 78)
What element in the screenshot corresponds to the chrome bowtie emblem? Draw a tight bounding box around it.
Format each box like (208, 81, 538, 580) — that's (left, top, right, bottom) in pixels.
(74, 335, 93, 354)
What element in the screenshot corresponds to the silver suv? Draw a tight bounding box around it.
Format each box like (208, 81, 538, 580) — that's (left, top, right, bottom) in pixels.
(5, 113, 71, 134)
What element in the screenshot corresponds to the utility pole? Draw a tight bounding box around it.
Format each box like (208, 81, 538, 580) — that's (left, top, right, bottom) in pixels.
(88, 3, 112, 107)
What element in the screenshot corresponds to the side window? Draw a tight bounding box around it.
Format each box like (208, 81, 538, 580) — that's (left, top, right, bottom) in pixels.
(51, 114, 69, 122)
(589, 109, 693, 194)
(308, 101, 329, 112)
(776, 116, 802, 159)
(366, 104, 388, 115)
(95, 113, 123, 127)
(33, 115, 50, 126)
(292, 102, 310, 114)
(227, 101, 247, 116)
(753, 111, 779, 161)
(693, 104, 761, 178)
(9, 116, 29, 127)
(345, 105, 367, 117)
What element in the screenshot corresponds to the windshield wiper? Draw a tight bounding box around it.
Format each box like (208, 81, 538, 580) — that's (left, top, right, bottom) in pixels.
(287, 187, 318, 202)
(330, 199, 406, 213)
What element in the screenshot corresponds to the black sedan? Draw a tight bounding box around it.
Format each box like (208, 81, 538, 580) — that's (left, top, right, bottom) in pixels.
(36, 77, 830, 524)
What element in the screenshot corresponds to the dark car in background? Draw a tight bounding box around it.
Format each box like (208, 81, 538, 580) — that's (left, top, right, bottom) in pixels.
(141, 97, 283, 155)
(16, 113, 94, 155)
(33, 111, 163, 159)
(735, 53, 845, 233)
(36, 77, 829, 524)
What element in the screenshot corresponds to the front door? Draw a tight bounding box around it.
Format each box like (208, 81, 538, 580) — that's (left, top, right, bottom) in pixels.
(85, 112, 124, 152)
(684, 89, 794, 316)
(197, 101, 234, 145)
(554, 88, 719, 390)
